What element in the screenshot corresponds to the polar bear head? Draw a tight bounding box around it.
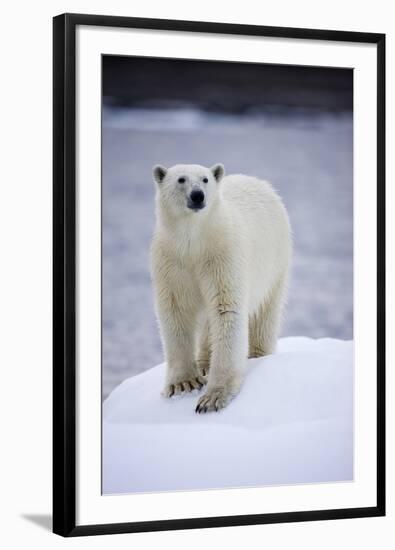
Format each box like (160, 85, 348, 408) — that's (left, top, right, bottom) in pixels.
(152, 163, 225, 217)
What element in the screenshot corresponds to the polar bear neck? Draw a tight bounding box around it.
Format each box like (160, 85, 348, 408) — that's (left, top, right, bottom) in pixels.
(156, 196, 226, 258)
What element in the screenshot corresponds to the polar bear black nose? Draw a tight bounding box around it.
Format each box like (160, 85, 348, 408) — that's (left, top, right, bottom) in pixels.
(190, 189, 205, 205)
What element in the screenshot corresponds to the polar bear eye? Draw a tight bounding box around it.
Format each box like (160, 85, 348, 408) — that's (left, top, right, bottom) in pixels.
(178, 177, 186, 184)
(202, 177, 208, 183)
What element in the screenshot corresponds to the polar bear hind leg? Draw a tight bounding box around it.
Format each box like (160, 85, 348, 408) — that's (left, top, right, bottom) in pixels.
(248, 277, 286, 358)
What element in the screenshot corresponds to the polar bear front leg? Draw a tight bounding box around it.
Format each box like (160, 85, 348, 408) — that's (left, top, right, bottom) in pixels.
(156, 289, 206, 397)
(161, 322, 206, 398)
(152, 243, 206, 397)
(195, 266, 248, 413)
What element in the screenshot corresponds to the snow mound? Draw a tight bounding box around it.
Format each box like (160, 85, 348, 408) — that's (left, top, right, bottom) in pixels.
(103, 337, 353, 495)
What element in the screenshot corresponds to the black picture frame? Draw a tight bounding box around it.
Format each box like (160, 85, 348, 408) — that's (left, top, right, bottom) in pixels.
(53, 12, 386, 537)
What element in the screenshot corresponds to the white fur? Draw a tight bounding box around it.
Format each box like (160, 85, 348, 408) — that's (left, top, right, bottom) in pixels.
(150, 163, 292, 412)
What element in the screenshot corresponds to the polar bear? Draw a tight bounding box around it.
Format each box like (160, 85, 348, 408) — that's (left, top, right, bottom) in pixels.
(150, 163, 291, 413)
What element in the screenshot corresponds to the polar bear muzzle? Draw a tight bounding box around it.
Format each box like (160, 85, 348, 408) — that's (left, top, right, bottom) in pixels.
(187, 187, 205, 211)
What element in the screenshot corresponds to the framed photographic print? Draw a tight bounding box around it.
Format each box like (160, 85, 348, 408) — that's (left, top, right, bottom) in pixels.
(53, 13, 385, 537)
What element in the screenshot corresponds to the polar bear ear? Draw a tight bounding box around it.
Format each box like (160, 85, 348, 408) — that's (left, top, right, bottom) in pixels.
(153, 165, 167, 186)
(210, 163, 225, 183)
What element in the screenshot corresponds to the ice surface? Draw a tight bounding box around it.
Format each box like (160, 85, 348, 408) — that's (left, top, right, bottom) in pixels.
(103, 337, 353, 495)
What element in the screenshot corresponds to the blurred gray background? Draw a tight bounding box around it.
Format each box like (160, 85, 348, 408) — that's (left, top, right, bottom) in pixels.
(102, 56, 353, 399)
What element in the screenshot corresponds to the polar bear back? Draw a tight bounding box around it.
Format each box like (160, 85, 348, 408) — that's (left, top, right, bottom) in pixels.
(221, 174, 283, 211)
(220, 174, 291, 309)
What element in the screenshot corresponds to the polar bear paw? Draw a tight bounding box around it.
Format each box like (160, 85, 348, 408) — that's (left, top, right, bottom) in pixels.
(162, 376, 206, 398)
(195, 387, 232, 413)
